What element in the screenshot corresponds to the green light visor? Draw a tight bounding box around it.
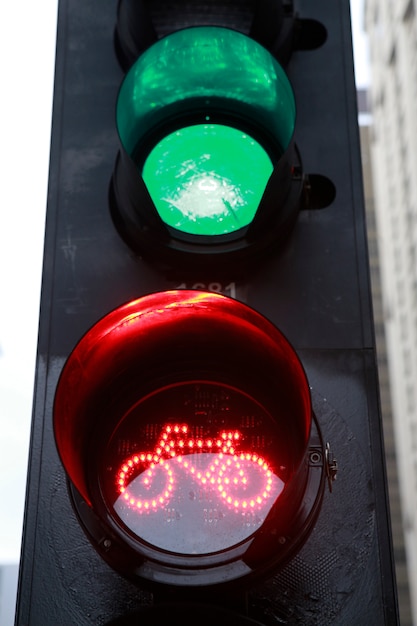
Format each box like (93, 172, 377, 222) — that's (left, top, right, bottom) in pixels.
(116, 27, 296, 237)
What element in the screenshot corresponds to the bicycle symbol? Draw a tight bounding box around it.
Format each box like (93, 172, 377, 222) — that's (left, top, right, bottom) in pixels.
(116, 423, 280, 514)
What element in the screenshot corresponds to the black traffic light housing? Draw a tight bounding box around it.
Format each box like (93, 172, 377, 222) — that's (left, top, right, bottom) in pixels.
(16, 1, 398, 624)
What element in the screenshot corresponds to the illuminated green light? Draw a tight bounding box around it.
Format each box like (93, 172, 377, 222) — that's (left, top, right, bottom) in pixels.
(116, 26, 296, 238)
(143, 124, 273, 236)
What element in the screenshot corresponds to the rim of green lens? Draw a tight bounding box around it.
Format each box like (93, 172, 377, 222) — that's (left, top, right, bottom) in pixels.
(116, 26, 296, 157)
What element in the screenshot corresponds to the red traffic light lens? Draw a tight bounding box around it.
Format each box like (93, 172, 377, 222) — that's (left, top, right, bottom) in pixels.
(54, 290, 322, 587)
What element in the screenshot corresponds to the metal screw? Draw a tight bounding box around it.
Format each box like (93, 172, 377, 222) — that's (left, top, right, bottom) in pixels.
(310, 451, 321, 464)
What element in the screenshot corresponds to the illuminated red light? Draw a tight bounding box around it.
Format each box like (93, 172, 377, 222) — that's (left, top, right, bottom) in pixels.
(53, 290, 323, 584)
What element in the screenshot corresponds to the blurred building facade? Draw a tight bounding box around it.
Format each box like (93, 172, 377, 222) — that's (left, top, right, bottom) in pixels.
(364, 0, 417, 622)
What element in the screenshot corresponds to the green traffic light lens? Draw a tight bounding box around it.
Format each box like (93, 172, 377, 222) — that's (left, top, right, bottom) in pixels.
(142, 124, 273, 236)
(116, 26, 296, 237)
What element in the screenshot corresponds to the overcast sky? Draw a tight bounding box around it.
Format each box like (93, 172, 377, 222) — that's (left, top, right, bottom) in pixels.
(0, 0, 58, 566)
(0, 0, 370, 568)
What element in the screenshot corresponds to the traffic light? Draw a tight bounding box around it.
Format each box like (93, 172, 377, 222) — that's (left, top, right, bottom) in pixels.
(16, 1, 398, 625)
(109, 13, 331, 274)
(109, 24, 305, 274)
(53, 290, 325, 589)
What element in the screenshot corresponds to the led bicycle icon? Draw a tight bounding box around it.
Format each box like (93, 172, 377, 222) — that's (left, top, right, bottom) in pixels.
(116, 423, 282, 515)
